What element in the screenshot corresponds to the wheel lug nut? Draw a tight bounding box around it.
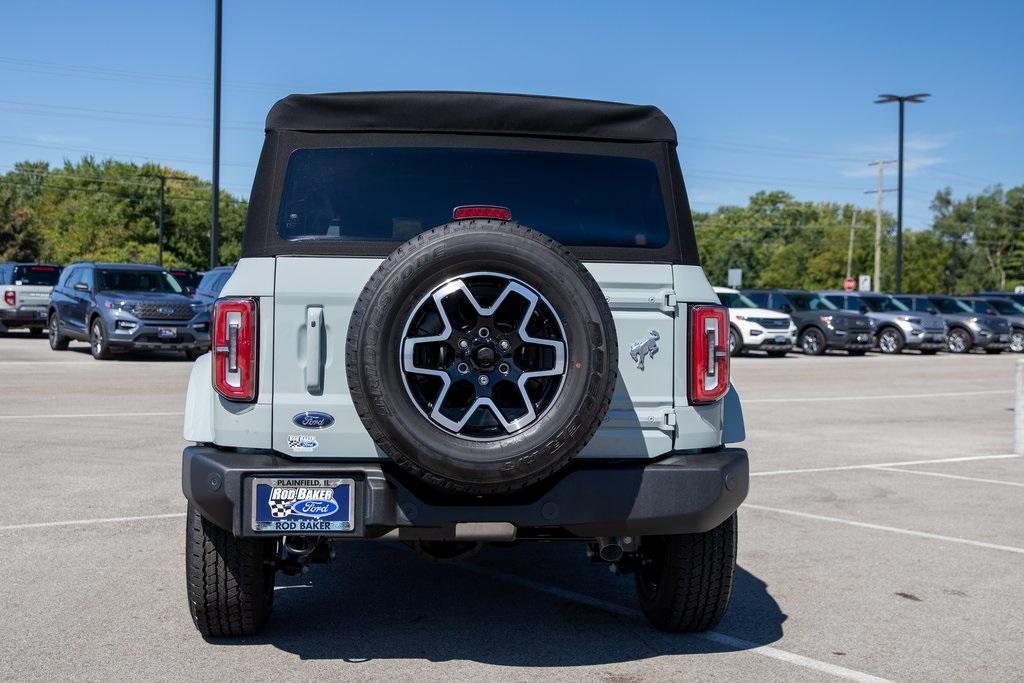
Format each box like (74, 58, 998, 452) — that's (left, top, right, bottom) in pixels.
(459, 339, 469, 349)
(478, 327, 490, 338)
(498, 339, 510, 351)
(478, 375, 489, 386)
(498, 363, 510, 374)
(457, 362, 469, 374)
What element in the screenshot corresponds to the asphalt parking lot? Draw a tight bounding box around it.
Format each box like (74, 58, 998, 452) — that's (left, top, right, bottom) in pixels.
(1, 333, 1021, 681)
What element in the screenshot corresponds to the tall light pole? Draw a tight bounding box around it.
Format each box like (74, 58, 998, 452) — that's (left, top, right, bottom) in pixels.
(874, 93, 929, 293)
(210, 0, 222, 269)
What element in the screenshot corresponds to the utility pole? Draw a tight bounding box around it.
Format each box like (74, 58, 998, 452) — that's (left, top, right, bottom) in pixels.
(875, 93, 929, 293)
(866, 160, 896, 292)
(845, 209, 858, 280)
(210, 0, 222, 269)
(157, 175, 165, 267)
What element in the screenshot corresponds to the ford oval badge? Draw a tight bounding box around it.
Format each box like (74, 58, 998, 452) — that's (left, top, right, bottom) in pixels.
(289, 498, 339, 518)
(292, 411, 335, 430)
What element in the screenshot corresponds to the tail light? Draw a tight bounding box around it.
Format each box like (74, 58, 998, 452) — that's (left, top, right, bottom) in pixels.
(212, 298, 258, 401)
(453, 205, 512, 221)
(690, 305, 730, 404)
(3, 290, 14, 306)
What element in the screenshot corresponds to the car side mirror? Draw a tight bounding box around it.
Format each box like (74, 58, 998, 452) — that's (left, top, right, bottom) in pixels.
(859, 305, 869, 314)
(779, 304, 792, 313)
(73, 282, 89, 292)
(928, 307, 939, 315)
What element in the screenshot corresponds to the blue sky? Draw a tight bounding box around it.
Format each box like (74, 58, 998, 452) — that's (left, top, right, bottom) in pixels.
(2, 1, 1022, 227)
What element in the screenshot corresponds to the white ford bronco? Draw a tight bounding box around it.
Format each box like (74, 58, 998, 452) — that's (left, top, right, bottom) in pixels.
(182, 91, 747, 637)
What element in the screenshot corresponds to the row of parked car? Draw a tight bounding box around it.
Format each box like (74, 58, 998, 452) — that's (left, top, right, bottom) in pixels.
(3, 260, 1021, 361)
(0, 261, 232, 360)
(715, 286, 1024, 357)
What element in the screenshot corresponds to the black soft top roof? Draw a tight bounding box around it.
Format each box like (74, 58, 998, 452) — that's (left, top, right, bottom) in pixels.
(265, 91, 677, 144)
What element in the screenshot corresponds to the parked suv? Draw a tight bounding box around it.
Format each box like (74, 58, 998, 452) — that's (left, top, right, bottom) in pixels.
(48, 262, 210, 360)
(893, 294, 1010, 354)
(181, 92, 748, 637)
(741, 288, 873, 355)
(960, 296, 1024, 353)
(714, 286, 796, 356)
(818, 290, 947, 354)
(0, 262, 62, 335)
(190, 265, 234, 310)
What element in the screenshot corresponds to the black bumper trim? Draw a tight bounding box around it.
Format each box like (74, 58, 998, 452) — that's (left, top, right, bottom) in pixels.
(182, 445, 749, 539)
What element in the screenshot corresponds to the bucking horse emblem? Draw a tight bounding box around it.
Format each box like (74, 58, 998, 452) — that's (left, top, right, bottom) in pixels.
(629, 330, 660, 371)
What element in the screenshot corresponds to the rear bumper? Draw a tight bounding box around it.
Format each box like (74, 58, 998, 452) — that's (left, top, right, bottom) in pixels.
(182, 445, 749, 540)
(0, 306, 48, 326)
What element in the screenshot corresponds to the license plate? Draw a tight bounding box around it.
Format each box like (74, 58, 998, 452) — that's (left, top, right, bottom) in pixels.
(157, 327, 177, 339)
(251, 477, 355, 533)
(35, 310, 47, 319)
(856, 334, 868, 342)
(773, 335, 786, 343)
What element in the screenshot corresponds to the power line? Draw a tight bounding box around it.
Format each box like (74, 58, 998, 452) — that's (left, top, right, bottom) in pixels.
(0, 135, 254, 170)
(0, 55, 289, 93)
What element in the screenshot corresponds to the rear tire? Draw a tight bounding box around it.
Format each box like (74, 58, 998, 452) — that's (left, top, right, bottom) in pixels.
(636, 513, 737, 632)
(799, 327, 826, 356)
(48, 313, 70, 350)
(185, 504, 276, 637)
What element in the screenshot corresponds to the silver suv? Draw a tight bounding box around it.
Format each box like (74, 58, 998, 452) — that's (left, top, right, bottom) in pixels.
(819, 291, 947, 354)
(181, 92, 747, 637)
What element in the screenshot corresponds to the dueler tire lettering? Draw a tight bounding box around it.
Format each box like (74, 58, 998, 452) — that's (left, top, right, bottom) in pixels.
(345, 220, 618, 495)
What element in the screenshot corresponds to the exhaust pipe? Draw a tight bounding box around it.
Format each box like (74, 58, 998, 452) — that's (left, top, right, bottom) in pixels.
(597, 537, 623, 562)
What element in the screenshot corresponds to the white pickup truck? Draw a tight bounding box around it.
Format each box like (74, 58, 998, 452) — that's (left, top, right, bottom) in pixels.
(0, 263, 62, 335)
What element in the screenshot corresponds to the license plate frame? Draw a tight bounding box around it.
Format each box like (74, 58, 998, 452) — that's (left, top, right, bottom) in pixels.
(157, 327, 178, 340)
(250, 477, 355, 534)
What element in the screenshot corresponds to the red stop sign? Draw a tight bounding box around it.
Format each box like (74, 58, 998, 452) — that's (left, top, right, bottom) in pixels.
(844, 276, 856, 292)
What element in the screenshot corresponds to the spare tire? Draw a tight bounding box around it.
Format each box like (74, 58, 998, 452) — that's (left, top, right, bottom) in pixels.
(346, 220, 618, 495)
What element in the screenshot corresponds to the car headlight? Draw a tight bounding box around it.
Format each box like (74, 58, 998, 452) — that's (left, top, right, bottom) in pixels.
(102, 299, 132, 312)
(190, 302, 206, 314)
(819, 315, 833, 324)
(896, 315, 922, 325)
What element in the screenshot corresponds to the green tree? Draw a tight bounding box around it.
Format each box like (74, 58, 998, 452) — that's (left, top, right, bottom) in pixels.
(0, 186, 42, 261)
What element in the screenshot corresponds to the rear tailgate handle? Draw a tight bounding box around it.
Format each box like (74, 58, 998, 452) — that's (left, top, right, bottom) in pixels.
(305, 306, 324, 393)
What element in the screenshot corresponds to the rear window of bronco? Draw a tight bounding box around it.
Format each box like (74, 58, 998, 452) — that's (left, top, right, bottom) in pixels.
(275, 147, 670, 248)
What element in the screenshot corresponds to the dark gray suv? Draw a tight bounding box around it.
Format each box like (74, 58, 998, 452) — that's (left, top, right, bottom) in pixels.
(742, 288, 873, 355)
(893, 294, 1010, 354)
(48, 262, 210, 360)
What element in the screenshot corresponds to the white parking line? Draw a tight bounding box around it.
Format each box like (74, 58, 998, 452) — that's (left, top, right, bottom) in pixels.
(0, 512, 185, 532)
(871, 467, 1024, 488)
(457, 562, 889, 682)
(743, 389, 1012, 404)
(0, 361, 99, 366)
(744, 504, 1024, 555)
(0, 411, 184, 421)
(751, 453, 1019, 477)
